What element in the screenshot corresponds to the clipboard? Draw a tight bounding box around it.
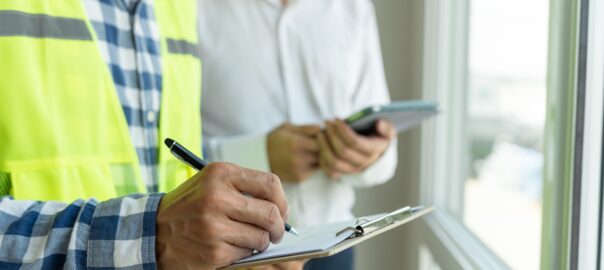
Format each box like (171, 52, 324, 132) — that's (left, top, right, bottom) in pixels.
(221, 205, 434, 269)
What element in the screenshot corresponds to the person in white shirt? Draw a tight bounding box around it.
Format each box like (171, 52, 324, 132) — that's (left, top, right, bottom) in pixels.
(198, 0, 397, 269)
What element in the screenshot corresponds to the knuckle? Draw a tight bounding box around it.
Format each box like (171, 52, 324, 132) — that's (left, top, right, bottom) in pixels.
(204, 163, 227, 178)
(266, 173, 281, 190)
(206, 248, 226, 265)
(266, 204, 280, 223)
(341, 148, 353, 158)
(335, 146, 348, 159)
(199, 221, 222, 244)
(203, 222, 220, 238)
(200, 187, 224, 207)
(257, 230, 271, 251)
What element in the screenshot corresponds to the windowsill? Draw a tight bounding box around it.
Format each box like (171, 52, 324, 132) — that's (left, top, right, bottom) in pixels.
(423, 208, 511, 269)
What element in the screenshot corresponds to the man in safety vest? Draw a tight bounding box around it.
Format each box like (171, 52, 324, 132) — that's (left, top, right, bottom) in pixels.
(0, 1, 288, 269)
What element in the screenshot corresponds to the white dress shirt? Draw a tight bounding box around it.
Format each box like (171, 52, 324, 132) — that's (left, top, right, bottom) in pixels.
(198, 0, 397, 227)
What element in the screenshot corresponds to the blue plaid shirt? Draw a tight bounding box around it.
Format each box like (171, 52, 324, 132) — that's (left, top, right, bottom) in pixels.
(88, 0, 163, 192)
(0, 0, 168, 268)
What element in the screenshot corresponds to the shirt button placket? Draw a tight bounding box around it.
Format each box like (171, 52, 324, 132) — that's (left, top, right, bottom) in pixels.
(277, 8, 294, 123)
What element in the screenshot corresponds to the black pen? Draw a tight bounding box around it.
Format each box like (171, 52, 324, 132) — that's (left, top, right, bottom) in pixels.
(164, 138, 300, 236)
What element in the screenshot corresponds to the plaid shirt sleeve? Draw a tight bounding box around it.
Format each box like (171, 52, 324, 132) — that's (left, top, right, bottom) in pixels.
(0, 193, 163, 269)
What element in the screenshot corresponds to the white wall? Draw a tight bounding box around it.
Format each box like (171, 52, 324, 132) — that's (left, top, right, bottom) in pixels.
(352, 0, 425, 269)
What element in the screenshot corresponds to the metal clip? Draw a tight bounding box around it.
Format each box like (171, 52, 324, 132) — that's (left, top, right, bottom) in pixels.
(335, 206, 416, 238)
(336, 226, 363, 237)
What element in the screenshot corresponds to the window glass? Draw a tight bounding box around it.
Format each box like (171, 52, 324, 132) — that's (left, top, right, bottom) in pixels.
(463, 0, 549, 269)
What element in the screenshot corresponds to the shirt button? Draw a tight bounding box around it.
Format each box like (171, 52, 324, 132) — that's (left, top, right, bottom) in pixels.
(146, 111, 157, 123)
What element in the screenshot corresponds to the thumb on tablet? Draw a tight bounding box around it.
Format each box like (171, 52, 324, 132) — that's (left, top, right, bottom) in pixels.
(376, 119, 396, 139)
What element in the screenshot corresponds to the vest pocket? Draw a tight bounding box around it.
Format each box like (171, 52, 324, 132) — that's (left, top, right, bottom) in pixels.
(110, 163, 144, 195)
(0, 172, 11, 196)
(10, 163, 118, 203)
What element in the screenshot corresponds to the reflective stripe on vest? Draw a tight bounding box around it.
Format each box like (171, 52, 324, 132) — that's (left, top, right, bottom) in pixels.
(167, 38, 200, 59)
(0, 0, 202, 202)
(0, 10, 91, 40)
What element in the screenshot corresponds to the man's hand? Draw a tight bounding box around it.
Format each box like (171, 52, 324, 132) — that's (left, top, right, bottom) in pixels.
(156, 163, 289, 270)
(318, 119, 396, 179)
(267, 123, 321, 182)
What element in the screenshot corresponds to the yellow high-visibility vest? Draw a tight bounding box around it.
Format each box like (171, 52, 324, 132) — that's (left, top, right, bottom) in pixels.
(0, 0, 202, 202)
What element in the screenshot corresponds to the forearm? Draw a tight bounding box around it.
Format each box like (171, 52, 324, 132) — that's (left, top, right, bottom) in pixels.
(0, 193, 162, 269)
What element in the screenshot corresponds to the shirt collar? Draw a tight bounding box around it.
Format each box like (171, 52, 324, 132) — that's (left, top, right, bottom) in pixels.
(122, 0, 141, 13)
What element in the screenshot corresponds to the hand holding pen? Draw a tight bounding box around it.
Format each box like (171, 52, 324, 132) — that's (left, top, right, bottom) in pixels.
(164, 138, 299, 236)
(157, 139, 297, 269)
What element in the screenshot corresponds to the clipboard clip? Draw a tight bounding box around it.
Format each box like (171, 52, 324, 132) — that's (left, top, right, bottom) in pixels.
(335, 205, 424, 238)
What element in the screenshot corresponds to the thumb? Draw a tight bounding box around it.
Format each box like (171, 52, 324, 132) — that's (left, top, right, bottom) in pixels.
(376, 120, 396, 139)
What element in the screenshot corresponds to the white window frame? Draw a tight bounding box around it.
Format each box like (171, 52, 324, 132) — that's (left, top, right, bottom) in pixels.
(578, 0, 604, 269)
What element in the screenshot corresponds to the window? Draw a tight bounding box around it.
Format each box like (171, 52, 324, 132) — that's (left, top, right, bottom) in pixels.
(419, 0, 553, 269)
(419, 0, 604, 269)
(463, 1, 549, 269)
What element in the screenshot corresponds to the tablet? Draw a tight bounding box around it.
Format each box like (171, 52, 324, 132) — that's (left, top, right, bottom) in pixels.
(345, 100, 438, 136)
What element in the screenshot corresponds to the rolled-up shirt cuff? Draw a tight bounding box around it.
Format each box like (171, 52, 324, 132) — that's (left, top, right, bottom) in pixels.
(88, 193, 163, 269)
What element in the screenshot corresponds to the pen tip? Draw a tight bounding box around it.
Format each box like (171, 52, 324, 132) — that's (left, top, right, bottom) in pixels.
(289, 227, 300, 236)
(164, 138, 174, 148)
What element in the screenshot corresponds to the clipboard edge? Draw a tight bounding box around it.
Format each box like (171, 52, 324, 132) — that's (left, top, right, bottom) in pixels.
(220, 207, 434, 270)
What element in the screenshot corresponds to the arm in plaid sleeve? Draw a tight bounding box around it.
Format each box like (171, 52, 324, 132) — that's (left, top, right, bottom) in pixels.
(0, 193, 163, 269)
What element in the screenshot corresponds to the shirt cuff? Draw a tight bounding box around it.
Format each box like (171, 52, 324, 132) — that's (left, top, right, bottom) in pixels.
(88, 193, 163, 269)
(205, 133, 271, 172)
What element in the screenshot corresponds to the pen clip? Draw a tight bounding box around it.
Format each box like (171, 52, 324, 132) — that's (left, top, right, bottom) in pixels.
(171, 151, 200, 172)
